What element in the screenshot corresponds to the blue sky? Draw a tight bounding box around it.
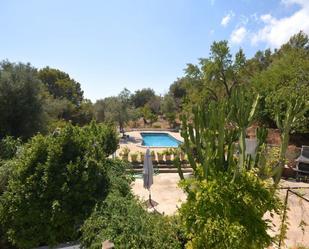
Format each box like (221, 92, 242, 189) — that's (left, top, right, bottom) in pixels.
(1, 0, 308, 101)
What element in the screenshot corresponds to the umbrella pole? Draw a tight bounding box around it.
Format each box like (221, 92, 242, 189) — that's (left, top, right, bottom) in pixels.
(149, 189, 152, 207)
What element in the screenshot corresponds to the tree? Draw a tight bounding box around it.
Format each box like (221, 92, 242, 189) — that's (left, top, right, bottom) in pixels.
(38, 67, 84, 106)
(177, 41, 247, 110)
(140, 105, 157, 126)
(169, 78, 188, 110)
(253, 32, 309, 132)
(131, 88, 155, 108)
(70, 100, 94, 126)
(147, 95, 162, 114)
(96, 89, 132, 134)
(198, 41, 246, 99)
(0, 61, 47, 139)
(0, 122, 119, 248)
(94, 99, 106, 122)
(161, 95, 177, 128)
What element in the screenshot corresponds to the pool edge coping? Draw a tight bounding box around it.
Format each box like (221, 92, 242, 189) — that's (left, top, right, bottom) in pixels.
(137, 131, 183, 148)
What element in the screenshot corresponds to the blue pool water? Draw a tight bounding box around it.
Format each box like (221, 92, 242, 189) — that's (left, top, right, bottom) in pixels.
(141, 133, 182, 147)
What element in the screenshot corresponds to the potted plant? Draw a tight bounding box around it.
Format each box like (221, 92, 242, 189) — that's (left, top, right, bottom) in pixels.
(164, 149, 172, 162)
(157, 151, 164, 163)
(130, 153, 138, 163)
(119, 146, 130, 161)
(139, 151, 145, 163)
(180, 151, 186, 162)
(170, 148, 179, 161)
(151, 150, 157, 164)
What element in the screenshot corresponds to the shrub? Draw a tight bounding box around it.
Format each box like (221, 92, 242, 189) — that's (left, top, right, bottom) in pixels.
(130, 153, 138, 162)
(157, 152, 164, 162)
(80, 193, 182, 249)
(0, 122, 119, 248)
(0, 136, 22, 194)
(0, 136, 21, 160)
(179, 171, 281, 249)
(139, 151, 145, 162)
(119, 146, 130, 161)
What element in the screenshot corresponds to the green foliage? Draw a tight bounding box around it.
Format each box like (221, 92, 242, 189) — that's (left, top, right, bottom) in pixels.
(80, 193, 182, 249)
(130, 153, 138, 162)
(169, 78, 188, 109)
(161, 95, 177, 127)
(38, 67, 95, 126)
(180, 41, 247, 106)
(0, 122, 119, 248)
(0, 61, 47, 139)
(38, 67, 84, 105)
(95, 89, 132, 132)
(131, 88, 155, 108)
(119, 146, 130, 161)
(0, 136, 22, 194)
(0, 136, 21, 160)
(179, 171, 280, 249)
(179, 90, 282, 248)
(252, 32, 309, 132)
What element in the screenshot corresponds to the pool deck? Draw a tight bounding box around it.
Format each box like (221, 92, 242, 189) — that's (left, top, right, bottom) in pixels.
(117, 130, 183, 156)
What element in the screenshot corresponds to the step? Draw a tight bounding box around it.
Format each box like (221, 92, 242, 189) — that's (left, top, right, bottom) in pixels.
(130, 164, 192, 169)
(129, 168, 193, 174)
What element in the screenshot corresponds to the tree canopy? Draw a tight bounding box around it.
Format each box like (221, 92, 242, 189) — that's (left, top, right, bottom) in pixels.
(0, 61, 46, 139)
(38, 67, 84, 105)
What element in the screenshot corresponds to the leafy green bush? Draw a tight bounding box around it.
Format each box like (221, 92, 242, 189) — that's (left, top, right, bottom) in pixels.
(0, 136, 21, 160)
(80, 193, 183, 249)
(0, 122, 119, 248)
(179, 171, 281, 249)
(0, 136, 22, 194)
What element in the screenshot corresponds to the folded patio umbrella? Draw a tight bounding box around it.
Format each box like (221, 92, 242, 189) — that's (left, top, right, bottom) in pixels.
(143, 148, 158, 208)
(143, 148, 154, 190)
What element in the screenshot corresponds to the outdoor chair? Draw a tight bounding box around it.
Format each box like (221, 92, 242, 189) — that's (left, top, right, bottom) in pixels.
(294, 145, 309, 181)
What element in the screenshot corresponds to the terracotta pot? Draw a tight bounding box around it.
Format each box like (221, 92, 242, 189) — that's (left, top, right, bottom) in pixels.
(282, 165, 296, 178)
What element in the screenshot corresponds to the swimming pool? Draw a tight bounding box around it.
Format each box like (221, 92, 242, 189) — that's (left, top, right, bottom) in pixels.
(141, 133, 182, 147)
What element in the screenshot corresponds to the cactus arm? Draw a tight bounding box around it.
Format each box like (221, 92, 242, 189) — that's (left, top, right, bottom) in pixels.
(181, 115, 197, 172)
(174, 156, 184, 180)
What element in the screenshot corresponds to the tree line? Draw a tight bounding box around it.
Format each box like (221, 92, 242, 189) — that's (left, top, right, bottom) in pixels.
(1, 32, 308, 141)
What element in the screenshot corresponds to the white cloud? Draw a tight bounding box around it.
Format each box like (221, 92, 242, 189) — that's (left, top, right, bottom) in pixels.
(251, 0, 309, 48)
(230, 26, 247, 44)
(221, 11, 235, 27)
(260, 14, 273, 23)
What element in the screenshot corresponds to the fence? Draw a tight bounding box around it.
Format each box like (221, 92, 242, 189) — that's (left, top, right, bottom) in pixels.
(277, 186, 309, 248)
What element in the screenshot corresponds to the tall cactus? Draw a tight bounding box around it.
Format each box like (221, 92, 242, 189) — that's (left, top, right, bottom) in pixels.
(180, 100, 237, 180)
(179, 87, 262, 182)
(229, 88, 260, 180)
(273, 94, 309, 185)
